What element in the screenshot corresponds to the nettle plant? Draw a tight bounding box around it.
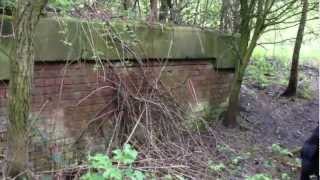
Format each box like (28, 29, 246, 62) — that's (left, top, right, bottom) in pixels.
(81, 144, 145, 180)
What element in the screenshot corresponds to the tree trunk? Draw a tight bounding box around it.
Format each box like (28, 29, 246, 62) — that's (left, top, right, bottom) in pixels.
(223, 68, 245, 127)
(6, 0, 47, 178)
(220, 0, 231, 32)
(149, 0, 158, 22)
(159, 0, 171, 22)
(219, 0, 240, 33)
(282, 0, 308, 97)
(222, 0, 265, 128)
(193, 0, 200, 25)
(123, 0, 133, 10)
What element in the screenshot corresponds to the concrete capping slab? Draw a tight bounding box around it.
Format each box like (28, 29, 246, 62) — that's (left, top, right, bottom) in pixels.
(0, 16, 239, 80)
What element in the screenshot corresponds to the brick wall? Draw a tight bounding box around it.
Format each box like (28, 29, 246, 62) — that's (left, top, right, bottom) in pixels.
(0, 59, 234, 169)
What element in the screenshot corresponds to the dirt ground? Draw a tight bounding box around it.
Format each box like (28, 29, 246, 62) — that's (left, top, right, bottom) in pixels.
(206, 65, 319, 179)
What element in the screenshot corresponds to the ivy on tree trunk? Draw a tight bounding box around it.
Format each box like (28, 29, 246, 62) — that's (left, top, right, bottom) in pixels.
(6, 0, 47, 178)
(223, 0, 267, 127)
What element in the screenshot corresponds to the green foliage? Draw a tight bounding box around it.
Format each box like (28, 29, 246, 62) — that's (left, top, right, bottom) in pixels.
(271, 143, 293, 156)
(180, 0, 221, 26)
(81, 144, 144, 180)
(255, 22, 320, 66)
(186, 102, 227, 132)
(293, 158, 302, 167)
(280, 173, 290, 180)
(48, 0, 74, 11)
(0, 0, 15, 8)
(246, 56, 277, 88)
(113, 144, 138, 165)
(203, 103, 226, 122)
(245, 174, 272, 180)
(208, 160, 225, 172)
(262, 159, 275, 169)
(230, 154, 250, 166)
(297, 75, 313, 99)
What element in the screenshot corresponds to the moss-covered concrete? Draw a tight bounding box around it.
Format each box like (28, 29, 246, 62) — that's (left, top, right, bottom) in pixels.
(0, 16, 239, 80)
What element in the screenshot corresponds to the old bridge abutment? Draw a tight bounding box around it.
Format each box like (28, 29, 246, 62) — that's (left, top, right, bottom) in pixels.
(0, 16, 238, 170)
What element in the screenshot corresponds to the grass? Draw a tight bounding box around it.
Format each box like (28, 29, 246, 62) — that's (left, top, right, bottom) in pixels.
(253, 43, 320, 67)
(252, 21, 320, 67)
(246, 21, 319, 88)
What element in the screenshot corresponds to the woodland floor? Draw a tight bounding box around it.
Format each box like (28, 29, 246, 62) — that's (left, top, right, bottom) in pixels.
(205, 64, 319, 179)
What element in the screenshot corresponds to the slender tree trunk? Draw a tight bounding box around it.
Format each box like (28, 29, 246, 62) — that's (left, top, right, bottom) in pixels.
(193, 0, 200, 25)
(159, 0, 170, 22)
(223, 0, 266, 127)
(149, 0, 158, 22)
(6, 0, 47, 178)
(169, 0, 177, 22)
(219, 0, 240, 33)
(232, 0, 240, 33)
(220, 0, 231, 32)
(222, 0, 249, 128)
(282, 0, 308, 97)
(223, 67, 245, 127)
(123, 0, 133, 10)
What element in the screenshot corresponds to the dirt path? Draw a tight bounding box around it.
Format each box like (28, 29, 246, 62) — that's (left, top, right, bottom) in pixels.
(207, 66, 319, 179)
(239, 65, 318, 149)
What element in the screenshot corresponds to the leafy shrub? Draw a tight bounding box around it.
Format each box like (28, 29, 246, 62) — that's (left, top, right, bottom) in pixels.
(0, 0, 15, 8)
(245, 173, 272, 180)
(280, 173, 290, 180)
(81, 144, 145, 180)
(297, 75, 313, 99)
(0, 0, 74, 12)
(208, 160, 226, 172)
(271, 143, 293, 156)
(246, 57, 276, 88)
(48, 0, 74, 11)
(247, 48, 294, 88)
(186, 102, 228, 132)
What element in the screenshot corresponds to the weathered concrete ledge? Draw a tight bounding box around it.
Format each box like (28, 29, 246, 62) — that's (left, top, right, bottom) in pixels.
(0, 16, 238, 80)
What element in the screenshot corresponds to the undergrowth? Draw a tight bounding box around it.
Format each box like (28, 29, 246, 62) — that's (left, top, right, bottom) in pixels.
(186, 102, 227, 131)
(246, 51, 316, 96)
(245, 55, 287, 88)
(81, 144, 145, 180)
(206, 142, 301, 179)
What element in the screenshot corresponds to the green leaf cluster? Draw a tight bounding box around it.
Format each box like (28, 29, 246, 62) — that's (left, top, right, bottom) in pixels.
(271, 143, 293, 157)
(48, 0, 74, 10)
(246, 57, 277, 88)
(81, 144, 144, 180)
(0, 0, 16, 8)
(245, 174, 272, 180)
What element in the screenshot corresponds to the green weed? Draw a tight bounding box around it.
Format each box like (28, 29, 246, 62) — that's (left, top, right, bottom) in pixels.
(245, 173, 272, 180)
(81, 144, 145, 180)
(271, 143, 293, 156)
(185, 102, 227, 131)
(246, 56, 279, 88)
(208, 161, 226, 173)
(297, 75, 313, 99)
(48, 0, 74, 10)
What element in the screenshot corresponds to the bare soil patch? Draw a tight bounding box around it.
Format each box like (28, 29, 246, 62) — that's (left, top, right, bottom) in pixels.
(204, 65, 319, 179)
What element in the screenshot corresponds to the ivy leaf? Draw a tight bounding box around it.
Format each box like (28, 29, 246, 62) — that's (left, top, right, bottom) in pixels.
(103, 168, 123, 180)
(80, 173, 105, 180)
(113, 144, 138, 164)
(88, 153, 112, 169)
(132, 170, 145, 180)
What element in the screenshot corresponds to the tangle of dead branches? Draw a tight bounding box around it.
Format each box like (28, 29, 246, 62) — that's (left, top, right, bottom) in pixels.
(70, 58, 223, 179)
